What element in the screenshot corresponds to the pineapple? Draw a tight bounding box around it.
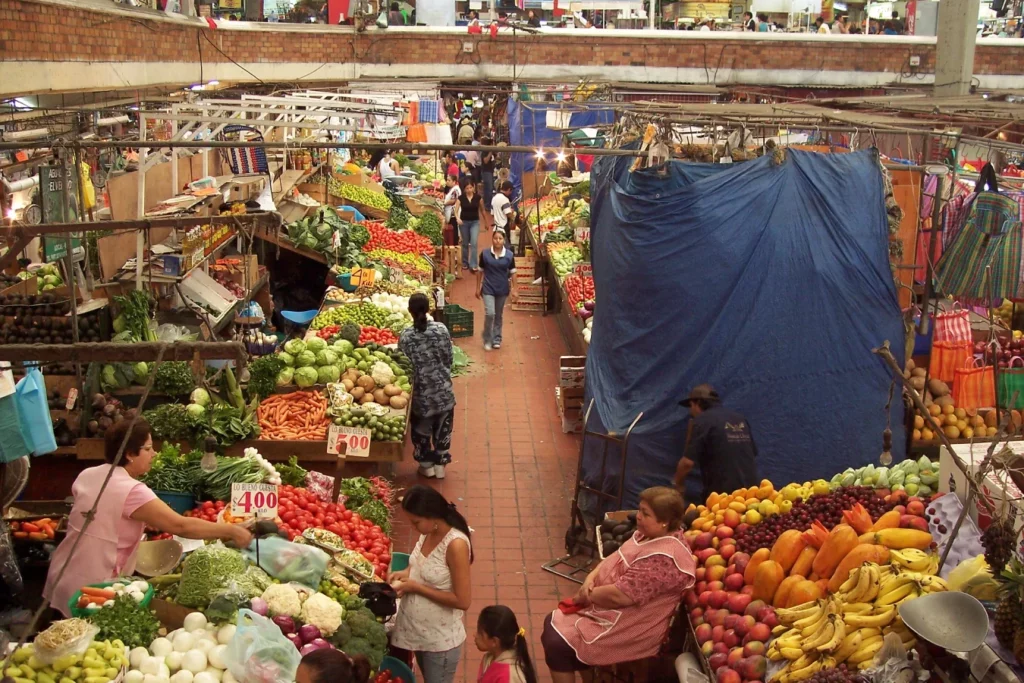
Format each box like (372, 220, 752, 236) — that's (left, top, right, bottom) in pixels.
(1014, 628, 1024, 665)
(997, 557, 1024, 650)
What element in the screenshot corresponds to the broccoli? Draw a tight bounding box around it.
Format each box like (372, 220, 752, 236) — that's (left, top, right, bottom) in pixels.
(339, 637, 384, 669)
(329, 607, 387, 668)
(339, 322, 361, 346)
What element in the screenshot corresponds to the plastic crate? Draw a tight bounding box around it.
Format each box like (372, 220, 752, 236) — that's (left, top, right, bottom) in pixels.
(69, 580, 155, 617)
(155, 491, 195, 515)
(442, 304, 474, 338)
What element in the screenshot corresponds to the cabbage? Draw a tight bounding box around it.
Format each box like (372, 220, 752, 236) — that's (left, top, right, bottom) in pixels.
(294, 367, 318, 388)
(133, 362, 150, 382)
(113, 314, 127, 334)
(277, 368, 294, 386)
(315, 350, 339, 367)
(186, 403, 206, 418)
(278, 352, 295, 367)
(191, 388, 211, 406)
(333, 339, 355, 355)
(306, 337, 328, 353)
(317, 365, 340, 384)
(295, 350, 317, 368)
(284, 339, 306, 356)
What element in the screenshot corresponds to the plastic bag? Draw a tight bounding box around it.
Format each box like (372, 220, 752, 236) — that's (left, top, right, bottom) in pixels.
(155, 323, 198, 343)
(15, 366, 57, 456)
(242, 536, 328, 589)
(225, 609, 301, 683)
(33, 619, 101, 665)
(949, 554, 1000, 601)
(863, 633, 929, 682)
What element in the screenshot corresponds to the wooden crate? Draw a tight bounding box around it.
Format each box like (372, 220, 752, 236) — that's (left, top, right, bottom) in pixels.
(511, 300, 546, 312)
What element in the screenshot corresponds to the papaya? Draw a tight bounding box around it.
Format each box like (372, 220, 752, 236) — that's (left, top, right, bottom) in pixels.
(815, 578, 830, 596)
(858, 528, 933, 550)
(770, 529, 808, 574)
(869, 510, 902, 532)
(826, 544, 891, 593)
(744, 548, 772, 585)
(812, 524, 859, 579)
(787, 579, 823, 608)
(773, 574, 805, 608)
(790, 545, 817, 578)
(752, 559, 786, 602)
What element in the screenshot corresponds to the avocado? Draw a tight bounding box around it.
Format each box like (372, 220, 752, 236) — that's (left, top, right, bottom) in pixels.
(612, 523, 630, 536)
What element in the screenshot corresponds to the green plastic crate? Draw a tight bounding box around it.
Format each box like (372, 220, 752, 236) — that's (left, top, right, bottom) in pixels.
(443, 304, 474, 338)
(69, 579, 155, 617)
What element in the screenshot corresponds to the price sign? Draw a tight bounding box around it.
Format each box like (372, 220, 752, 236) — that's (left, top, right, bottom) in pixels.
(573, 262, 593, 278)
(230, 483, 279, 519)
(574, 227, 591, 242)
(65, 388, 78, 411)
(327, 424, 372, 458)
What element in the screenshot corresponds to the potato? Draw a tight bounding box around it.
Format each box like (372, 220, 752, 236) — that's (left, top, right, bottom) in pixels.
(342, 379, 355, 391)
(373, 388, 389, 405)
(350, 386, 365, 400)
(359, 393, 375, 404)
(911, 367, 927, 378)
(927, 378, 950, 398)
(389, 396, 408, 409)
(910, 376, 926, 391)
(906, 359, 916, 372)
(356, 375, 376, 391)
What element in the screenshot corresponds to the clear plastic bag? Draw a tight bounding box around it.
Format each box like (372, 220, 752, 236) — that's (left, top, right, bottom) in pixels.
(863, 632, 929, 682)
(33, 619, 101, 665)
(242, 536, 328, 589)
(225, 609, 301, 683)
(155, 323, 198, 343)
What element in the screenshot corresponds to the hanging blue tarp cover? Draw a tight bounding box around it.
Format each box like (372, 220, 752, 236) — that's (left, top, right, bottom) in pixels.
(584, 149, 906, 508)
(507, 100, 615, 192)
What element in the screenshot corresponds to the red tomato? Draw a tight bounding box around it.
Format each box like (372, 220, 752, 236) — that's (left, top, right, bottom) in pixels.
(324, 514, 337, 525)
(342, 511, 352, 521)
(282, 511, 296, 523)
(202, 501, 214, 510)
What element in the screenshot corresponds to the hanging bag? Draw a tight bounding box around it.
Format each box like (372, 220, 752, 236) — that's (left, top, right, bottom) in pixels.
(929, 340, 973, 384)
(953, 357, 996, 411)
(999, 356, 1024, 409)
(933, 302, 973, 343)
(15, 366, 56, 456)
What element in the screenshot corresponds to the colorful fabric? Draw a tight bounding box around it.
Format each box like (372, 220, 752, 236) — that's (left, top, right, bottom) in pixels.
(933, 304, 972, 343)
(929, 340, 973, 384)
(953, 361, 996, 410)
(418, 100, 440, 124)
(936, 192, 1024, 301)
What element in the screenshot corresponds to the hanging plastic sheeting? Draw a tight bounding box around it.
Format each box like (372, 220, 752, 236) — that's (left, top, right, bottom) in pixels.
(582, 148, 906, 511)
(507, 100, 615, 193)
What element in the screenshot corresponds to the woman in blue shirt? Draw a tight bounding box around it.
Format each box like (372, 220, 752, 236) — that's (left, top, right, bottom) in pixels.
(475, 230, 516, 351)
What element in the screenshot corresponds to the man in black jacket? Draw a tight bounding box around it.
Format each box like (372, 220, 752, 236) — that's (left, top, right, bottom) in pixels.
(673, 384, 759, 501)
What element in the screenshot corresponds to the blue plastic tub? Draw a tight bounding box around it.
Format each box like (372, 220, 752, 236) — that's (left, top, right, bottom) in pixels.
(380, 656, 415, 683)
(155, 491, 195, 515)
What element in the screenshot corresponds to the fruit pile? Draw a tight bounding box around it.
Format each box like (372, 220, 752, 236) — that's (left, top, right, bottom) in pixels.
(364, 249, 433, 279)
(362, 221, 434, 255)
(359, 326, 398, 346)
(684, 478, 944, 682)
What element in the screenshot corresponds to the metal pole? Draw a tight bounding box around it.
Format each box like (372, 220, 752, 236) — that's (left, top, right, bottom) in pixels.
(59, 153, 83, 424)
(136, 114, 148, 292)
(73, 144, 95, 292)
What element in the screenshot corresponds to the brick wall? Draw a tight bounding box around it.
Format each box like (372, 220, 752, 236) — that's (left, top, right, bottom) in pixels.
(2, 0, 1023, 95)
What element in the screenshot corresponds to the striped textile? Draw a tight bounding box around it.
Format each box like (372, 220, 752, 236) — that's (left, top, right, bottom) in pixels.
(936, 192, 1024, 300)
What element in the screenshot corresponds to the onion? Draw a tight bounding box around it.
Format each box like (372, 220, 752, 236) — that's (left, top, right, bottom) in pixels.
(297, 624, 322, 644)
(271, 615, 296, 635)
(172, 632, 195, 653)
(182, 651, 208, 674)
(150, 638, 173, 658)
(207, 645, 228, 670)
(309, 639, 332, 651)
(216, 625, 236, 646)
(285, 633, 303, 649)
(249, 597, 269, 616)
(183, 613, 209, 633)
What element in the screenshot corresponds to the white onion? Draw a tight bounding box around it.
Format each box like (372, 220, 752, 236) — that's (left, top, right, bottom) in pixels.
(193, 639, 215, 655)
(221, 671, 237, 683)
(150, 638, 173, 658)
(172, 632, 196, 653)
(140, 658, 163, 676)
(216, 625, 236, 646)
(126, 671, 145, 683)
(166, 652, 184, 672)
(143, 675, 162, 683)
(183, 613, 209, 633)
(170, 671, 194, 683)
(130, 647, 150, 669)
(182, 651, 208, 674)
(193, 673, 217, 683)
(207, 645, 227, 671)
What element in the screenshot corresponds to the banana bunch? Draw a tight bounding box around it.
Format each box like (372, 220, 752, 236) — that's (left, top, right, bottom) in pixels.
(890, 548, 940, 574)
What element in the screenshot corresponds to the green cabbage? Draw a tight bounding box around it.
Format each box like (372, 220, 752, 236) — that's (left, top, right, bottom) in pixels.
(190, 388, 210, 406)
(317, 365, 341, 384)
(133, 362, 150, 382)
(316, 349, 339, 367)
(284, 339, 306, 356)
(186, 403, 206, 418)
(295, 350, 317, 367)
(333, 340, 355, 355)
(306, 337, 328, 353)
(277, 368, 294, 386)
(294, 367, 319, 387)
(278, 352, 295, 367)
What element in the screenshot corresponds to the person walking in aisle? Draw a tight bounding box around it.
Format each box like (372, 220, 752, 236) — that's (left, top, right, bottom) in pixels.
(455, 179, 483, 273)
(479, 137, 497, 232)
(389, 486, 473, 683)
(491, 180, 515, 242)
(443, 174, 462, 250)
(398, 294, 455, 479)
(476, 229, 516, 351)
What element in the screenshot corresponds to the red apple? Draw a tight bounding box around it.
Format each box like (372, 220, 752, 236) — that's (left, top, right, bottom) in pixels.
(712, 642, 728, 655)
(901, 515, 930, 532)
(727, 592, 753, 614)
(743, 641, 766, 657)
(740, 585, 755, 596)
(708, 653, 729, 672)
(711, 625, 725, 643)
(717, 668, 742, 683)
(756, 605, 775, 623)
(730, 553, 751, 576)
(724, 573, 745, 592)
(744, 600, 766, 619)
(760, 610, 779, 629)
(708, 590, 729, 609)
(735, 615, 756, 637)
(701, 641, 714, 657)
(893, 504, 907, 515)
(707, 610, 728, 627)
(694, 532, 714, 550)
(906, 499, 926, 516)
(698, 591, 713, 607)
(737, 656, 767, 680)
(723, 629, 740, 649)
(695, 623, 713, 644)
(690, 607, 704, 622)
(697, 548, 720, 563)
(695, 581, 708, 595)
(747, 623, 771, 643)
(727, 648, 744, 667)
(719, 544, 736, 561)
(724, 613, 741, 630)
(716, 526, 735, 540)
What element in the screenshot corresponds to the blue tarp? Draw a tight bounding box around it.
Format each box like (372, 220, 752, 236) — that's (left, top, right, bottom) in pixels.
(507, 100, 615, 192)
(582, 148, 906, 509)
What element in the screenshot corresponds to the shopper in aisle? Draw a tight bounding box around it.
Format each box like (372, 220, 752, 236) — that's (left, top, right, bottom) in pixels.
(455, 177, 483, 272)
(742, 10, 755, 30)
(399, 293, 456, 479)
(378, 150, 399, 180)
(491, 180, 515, 242)
(479, 137, 497, 233)
(834, 15, 849, 33)
(44, 419, 252, 617)
(672, 384, 759, 502)
(389, 486, 473, 683)
(541, 487, 695, 683)
(526, 9, 542, 27)
(476, 228, 516, 351)
(476, 606, 538, 683)
(297, 649, 371, 683)
(443, 173, 462, 248)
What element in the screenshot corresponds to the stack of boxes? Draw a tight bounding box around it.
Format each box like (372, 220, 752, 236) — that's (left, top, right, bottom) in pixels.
(511, 252, 546, 312)
(557, 356, 586, 434)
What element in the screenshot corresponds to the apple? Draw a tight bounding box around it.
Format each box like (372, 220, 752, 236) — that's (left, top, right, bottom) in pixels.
(690, 607, 704, 622)
(747, 623, 771, 643)
(756, 605, 775, 623)
(706, 565, 727, 582)
(697, 548, 720, 563)
(727, 592, 753, 614)
(694, 532, 714, 550)
(740, 585, 755, 596)
(901, 515, 930, 532)
(708, 581, 725, 592)
(708, 653, 729, 672)
(711, 625, 725, 643)
(716, 526, 735, 540)
(707, 610, 728, 627)
(698, 591, 713, 607)
(701, 641, 715, 657)
(727, 648, 744, 667)
(743, 641, 766, 658)
(723, 629, 740, 649)
(684, 591, 699, 609)
(722, 509, 741, 528)
(737, 656, 767, 680)
(893, 504, 907, 515)
(719, 544, 736, 561)
(724, 573, 745, 592)
(716, 668, 741, 683)
(712, 642, 728, 655)
(744, 600, 766, 619)
(730, 553, 751, 576)
(760, 610, 779, 629)
(695, 623, 713, 644)
(907, 500, 925, 516)
(734, 615, 756, 637)
(708, 590, 729, 609)
(724, 613, 741, 630)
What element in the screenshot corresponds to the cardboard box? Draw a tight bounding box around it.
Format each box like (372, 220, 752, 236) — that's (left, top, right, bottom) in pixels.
(227, 175, 268, 203)
(556, 386, 584, 434)
(225, 254, 261, 290)
(940, 441, 1024, 531)
(560, 356, 587, 389)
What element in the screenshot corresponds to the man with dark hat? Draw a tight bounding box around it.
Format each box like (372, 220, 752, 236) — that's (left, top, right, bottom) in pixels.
(673, 384, 759, 501)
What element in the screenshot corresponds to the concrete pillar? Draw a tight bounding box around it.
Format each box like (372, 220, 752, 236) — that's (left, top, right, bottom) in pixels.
(934, 0, 980, 96)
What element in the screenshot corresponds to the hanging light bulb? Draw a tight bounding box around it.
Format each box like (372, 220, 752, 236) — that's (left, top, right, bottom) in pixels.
(200, 436, 219, 473)
(879, 427, 893, 466)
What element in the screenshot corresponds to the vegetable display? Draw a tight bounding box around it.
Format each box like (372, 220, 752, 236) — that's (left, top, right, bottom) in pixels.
(13, 636, 128, 683)
(256, 391, 330, 440)
(140, 443, 198, 494)
(123, 612, 238, 683)
(284, 207, 363, 264)
(9, 516, 60, 540)
(154, 362, 196, 397)
(87, 595, 161, 649)
(247, 356, 285, 401)
(113, 290, 156, 342)
(176, 545, 248, 608)
(361, 221, 434, 255)
(408, 212, 443, 247)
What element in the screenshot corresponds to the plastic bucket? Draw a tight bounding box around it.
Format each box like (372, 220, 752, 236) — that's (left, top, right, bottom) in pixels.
(390, 552, 410, 573)
(155, 491, 195, 515)
(380, 656, 415, 683)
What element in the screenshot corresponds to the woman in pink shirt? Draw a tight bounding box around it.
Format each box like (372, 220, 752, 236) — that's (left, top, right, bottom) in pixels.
(475, 606, 537, 683)
(44, 419, 252, 616)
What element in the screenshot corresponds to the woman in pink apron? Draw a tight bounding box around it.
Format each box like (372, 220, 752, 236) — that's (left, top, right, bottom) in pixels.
(541, 487, 696, 683)
(44, 419, 252, 616)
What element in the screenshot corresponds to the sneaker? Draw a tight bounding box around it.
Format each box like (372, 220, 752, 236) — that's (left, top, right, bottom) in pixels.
(484, 343, 493, 351)
(433, 465, 446, 479)
(418, 465, 436, 478)
(493, 341, 501, 349)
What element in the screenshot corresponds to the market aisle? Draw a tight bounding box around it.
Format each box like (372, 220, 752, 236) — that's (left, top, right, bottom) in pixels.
(390, 232, 583, 683)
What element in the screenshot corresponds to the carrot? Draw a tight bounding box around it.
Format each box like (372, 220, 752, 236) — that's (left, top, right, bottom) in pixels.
(81, 586, 117, 599)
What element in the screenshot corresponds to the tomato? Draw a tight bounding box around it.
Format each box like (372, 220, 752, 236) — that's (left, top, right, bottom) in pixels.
(342, 510, 353, 521)
(282, 511, 296, 523)
(360, 538, 372, 550)
(325, 514, 337, 525)
(203, 501, 215, 510)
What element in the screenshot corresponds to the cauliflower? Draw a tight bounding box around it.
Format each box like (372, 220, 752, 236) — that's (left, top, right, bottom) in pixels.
(370, 361, 395, 387)
(300, 592, 343, 636)
(261, 584, 302, 618)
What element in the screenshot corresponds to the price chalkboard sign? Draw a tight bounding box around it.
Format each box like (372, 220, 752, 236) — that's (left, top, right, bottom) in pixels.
(39, 162, 82, 262)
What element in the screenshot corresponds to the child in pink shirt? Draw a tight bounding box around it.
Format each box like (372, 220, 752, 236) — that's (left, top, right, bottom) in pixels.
(475, 606, 537, 683)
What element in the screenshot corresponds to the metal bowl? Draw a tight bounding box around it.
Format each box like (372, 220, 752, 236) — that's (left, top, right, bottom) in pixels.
(899, 591, 990, 652)
(134, 539, 184, 577)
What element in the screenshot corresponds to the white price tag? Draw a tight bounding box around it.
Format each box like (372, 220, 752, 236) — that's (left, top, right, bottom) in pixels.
(65, 388, 78, 411)
(574, 227, 591, 242)
(230, 482, 279, 519)
(327, 424, 372, 458)
(573, 262, 593, 278)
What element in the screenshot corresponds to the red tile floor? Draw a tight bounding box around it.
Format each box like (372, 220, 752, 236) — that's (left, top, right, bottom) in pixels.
(389, 230, 584, 683)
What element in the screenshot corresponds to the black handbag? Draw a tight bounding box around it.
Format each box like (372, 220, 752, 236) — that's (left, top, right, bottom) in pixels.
(359, 582, 398, 618)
